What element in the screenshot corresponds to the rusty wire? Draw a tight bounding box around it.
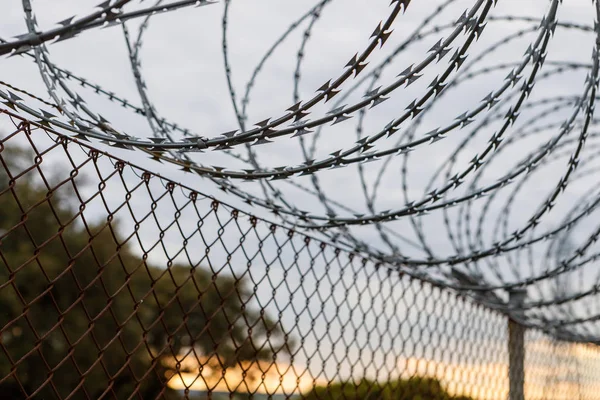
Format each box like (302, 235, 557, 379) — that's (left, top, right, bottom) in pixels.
(0, 109, 599, 399)
(3, 0, 600, 398)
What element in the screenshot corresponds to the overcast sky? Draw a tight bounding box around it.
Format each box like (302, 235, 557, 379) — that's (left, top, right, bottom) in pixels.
(2, 0, 599, 277)
(2, 0, 600, 394)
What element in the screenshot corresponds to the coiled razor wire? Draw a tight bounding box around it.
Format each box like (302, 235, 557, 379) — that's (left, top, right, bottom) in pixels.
(4, 0, 600, 342)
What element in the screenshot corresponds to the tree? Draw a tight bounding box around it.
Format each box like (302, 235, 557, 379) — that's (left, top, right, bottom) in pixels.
(302, 377, 474, 400)
(0, 144, 289, 399)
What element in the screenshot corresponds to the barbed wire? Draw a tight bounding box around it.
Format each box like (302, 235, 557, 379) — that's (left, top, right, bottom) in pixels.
(4, 0, 600, 343)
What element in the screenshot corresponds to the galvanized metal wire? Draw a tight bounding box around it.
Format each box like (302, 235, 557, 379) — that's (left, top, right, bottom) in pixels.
(1, 110, 599, 399)
(3, 0, 600, 398)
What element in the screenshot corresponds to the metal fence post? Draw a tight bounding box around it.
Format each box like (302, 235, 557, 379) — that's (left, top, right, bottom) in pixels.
(508, 288, 527, 400)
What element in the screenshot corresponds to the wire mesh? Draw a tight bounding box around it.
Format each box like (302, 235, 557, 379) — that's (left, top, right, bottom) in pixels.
(1, 110, 599, 400)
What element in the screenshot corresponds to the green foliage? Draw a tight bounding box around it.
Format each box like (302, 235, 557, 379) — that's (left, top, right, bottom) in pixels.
(0, 145, 288, 399)
(302, 377, 474, 400)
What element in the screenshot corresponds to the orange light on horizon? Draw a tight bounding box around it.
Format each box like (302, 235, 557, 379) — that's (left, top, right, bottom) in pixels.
(164, 339, 600, 399)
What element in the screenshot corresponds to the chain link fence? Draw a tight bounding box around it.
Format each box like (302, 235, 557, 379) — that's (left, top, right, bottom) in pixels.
(1, 110, 600, 400)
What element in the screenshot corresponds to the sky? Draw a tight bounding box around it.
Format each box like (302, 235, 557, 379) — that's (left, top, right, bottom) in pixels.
(2, 0, 600, 394)
(1, 0, 598, 295)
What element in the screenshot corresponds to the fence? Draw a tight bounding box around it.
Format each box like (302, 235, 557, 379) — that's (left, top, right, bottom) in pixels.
(1, 109, 600, 400)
